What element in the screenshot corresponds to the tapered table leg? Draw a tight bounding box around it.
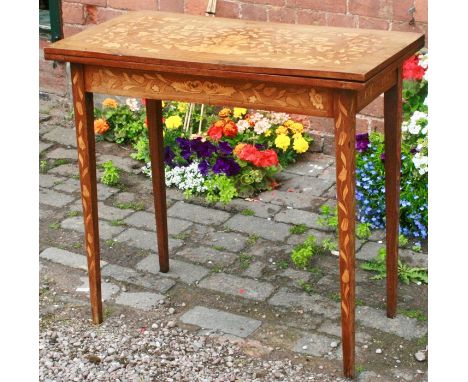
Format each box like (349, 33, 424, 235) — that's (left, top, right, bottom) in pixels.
(70, 64, 102, 324)
(384, 68, 403, 318)
(146, 99, 169, 273)
(333, 90, 357, 379)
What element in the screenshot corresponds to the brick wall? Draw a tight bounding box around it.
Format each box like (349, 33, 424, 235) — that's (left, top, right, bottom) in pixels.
(40, 0, 428, 153)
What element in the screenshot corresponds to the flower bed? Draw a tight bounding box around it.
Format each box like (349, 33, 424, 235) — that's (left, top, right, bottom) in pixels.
(355, 51, 428, 245)
(94, 101, 312, 204)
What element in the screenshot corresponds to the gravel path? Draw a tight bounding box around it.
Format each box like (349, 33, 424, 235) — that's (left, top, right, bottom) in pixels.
(39, 302, 347, 382)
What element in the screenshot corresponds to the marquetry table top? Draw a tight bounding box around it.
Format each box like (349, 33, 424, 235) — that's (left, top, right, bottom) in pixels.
(45, 11, 424, 82)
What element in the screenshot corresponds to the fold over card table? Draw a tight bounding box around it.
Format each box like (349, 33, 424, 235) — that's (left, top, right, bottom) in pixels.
(44, 11, 424, 378)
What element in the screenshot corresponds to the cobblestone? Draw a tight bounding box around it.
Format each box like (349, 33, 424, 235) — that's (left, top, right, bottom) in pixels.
(242, 261, 265, 278)
(40, 188, 75, 207)
(224, 214, 291, 242)
(176, 246, 238, 266)
(168, 201, 231, 225)
(97, 154, 141, 173)
(259, 190, 327, 210)
(46, 147, 78, 161)
(40, 174, 63, 188)
(180, 306, 262, 338)
(40, 247, 107, 271)
(76, 277, 119, 301)
(61, 216, 125, 240)
(198, 273, 275, 301)
(115, 228, 183, 251)
(42, 126, 77, 147)
(275, 208, 330, 231)
(115, 292, 165, 311)
(356, 241, 385, 261)
(123, 211, 192, 235)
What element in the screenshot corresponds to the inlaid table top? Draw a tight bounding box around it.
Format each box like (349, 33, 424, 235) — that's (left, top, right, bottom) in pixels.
(45, 11, 424, 82)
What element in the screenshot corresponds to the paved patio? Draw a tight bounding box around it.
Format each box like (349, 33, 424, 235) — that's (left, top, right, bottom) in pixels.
(39, 95, 428, 381)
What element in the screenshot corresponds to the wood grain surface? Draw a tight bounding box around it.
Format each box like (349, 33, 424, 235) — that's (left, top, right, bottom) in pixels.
(44, 11, 424, 82)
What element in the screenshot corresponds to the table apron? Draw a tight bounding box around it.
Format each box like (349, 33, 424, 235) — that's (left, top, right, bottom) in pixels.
(356, 68, 398, 112)
(83, 65, 334, 117)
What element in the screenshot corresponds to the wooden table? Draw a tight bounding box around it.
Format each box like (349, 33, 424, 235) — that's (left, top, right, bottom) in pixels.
(44, 11, 424, 378)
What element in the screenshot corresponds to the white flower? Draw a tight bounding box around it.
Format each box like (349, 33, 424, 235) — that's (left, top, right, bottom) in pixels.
(269, 112, 290, 125)
(408, 122, 421, 135)
(126, 98, 140, 112)
(249, 113, 264, 123)
(412, 153, 428, 175)
(237, 119, 250, 134)
(253, 118, 272, 134)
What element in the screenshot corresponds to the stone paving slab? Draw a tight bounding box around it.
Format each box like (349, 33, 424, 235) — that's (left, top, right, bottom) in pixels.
(242, 261, 265, 279)
(123, 211, 192, 235)
(317, 166, 337, 182)
(167, 201, 231, 225)
(180, 306, 262, 338)
(46, 147, 78, 161)
(275, 208, 331, 231)
(281, 161, 330, 178)
(269, 287, 341, 319)
(259, 190, 327, 210)
(53, 178, 80, 193)
(286, 229, 334, 246)
(317, 320, 371, 344)
(278, 176, 334, 197)
(176, 246, 238, 267)
(42, 126, 77, 147)
(115, 228, 183, 251)
(97, 154, 142, 173)
(40, 141, 53, 153)
(293, 332, 340, 357)
(101, 263, 175, 293)
(115, 292, 165, 311)
(136, 255, 209, 284)
(198, 273, 275, 301)
(40, 174, 64, 188)
(205, 231, 248, 252)
(356, 306, 427, 340)
(356, 241, 385, 261)
(76, 277, 119, 301)
(97, 202, 133, 221)
(40, 247, 107, 271)
(224, 214, 291, 242)
(61, 216, 125, 240)
(55, 178, 119, 201)
(400, 249, 428, 268)
(280, 268, 311, 282)
(219, 199, 282, 219)
(48, 164, 79, 177)
(40, 188, 75, 208)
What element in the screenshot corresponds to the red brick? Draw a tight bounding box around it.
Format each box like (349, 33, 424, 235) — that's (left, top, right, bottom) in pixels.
(370, 117, 384, 133)
(308, 116, 334, 135)
(243, 0, 286, 6)
(185, 0, 209, 16)
(217, 1, 240, 19)
(349, 0, 392, 19)
(322, 134, 335, 156)
(290, 114, 311, 129)
(268, 7, 296, 24)
(290, 0, 346, 13)
(63, 24, 86, 37)
(393, 0, 414, 21)
(356, 115, 370, 133)
(97, 7, 125, 23)
(84, 5, 97, 24)
(39, 49, 68, 97)
(241, 4, 267, 21)
(77, 0, 106, 5)
(414, 0, 428, 23)
(327, 13, 357, 28)
(358, 16, 389, 30)
(159, 0, 184, 12)
(297, 10, 326, 26)
(107, 0, 156, 11)
(62, 2, 85, 25)
(392, 20, 426, 34)
(360, 95, 384, 118)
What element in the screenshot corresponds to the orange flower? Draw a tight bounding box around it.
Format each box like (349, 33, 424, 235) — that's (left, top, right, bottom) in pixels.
(102, 98, 118, 108)
(218, 108, 232, 118)
(233, 143, 246, 156)
(94, 118, 110, 135)
(223, 120, 238, 137)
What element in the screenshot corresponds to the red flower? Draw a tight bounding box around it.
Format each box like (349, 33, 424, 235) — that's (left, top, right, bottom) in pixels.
(141, 98, 147, 106)
(207, 123, 224, 140)
(253, 149, 279, 167)
(403, 56, 425, 80)
(223, 120, 238, 137)
(238, 144, 259, 162)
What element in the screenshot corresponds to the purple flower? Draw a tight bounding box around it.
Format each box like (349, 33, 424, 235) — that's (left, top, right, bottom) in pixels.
(218, 141, 233, 156)
(255, 143, 266, 150)
(190, 138, 217, 158)
(380, 153, 385, 161)
(198, 160, 210, 176)
(164, 146, 175, 166)
(212, 157, 241, 176)
(176, 137, 192, 160)
(410, 147, 418, 154)
(356, 133, 370, 152)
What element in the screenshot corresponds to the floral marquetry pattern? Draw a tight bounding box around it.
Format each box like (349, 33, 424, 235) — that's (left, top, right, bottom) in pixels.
(333, 91, 357, 377)
(84, 66, 332, 116)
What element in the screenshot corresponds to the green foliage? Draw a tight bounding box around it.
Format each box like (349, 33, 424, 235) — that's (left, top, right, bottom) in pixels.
(131, 135, 150, 163)
(247, 234, 259, 245)
(100, 160, 120, 186)
(321, 238, 337, 252)
(356, 222, 371, 240)
(360, 248, 428, 285)
(114, 201, 145, 211)
(402, 79, 428, 120)
(40, 160, 48, 173)
(239, 253, 253, 270)
(48, 222, 60, 230)
(204, 174, 238, 204)
(398, 308, 427, 322)
(317, 205, 338, 230)
(277, 259, 289, 270)
(399, 234, 409, 247)
(67, 210, 81, 217)
(213, 245, 226, 251)
(291, 235, 317, 269)
(289, 223, 308, 235)
(109, 219, 126, 227)
(241, 208, 255, 216)
(297, 280, 314, 295)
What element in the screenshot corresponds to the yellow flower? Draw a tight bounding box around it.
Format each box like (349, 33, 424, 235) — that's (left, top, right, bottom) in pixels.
(102, 98, 118, 108)
(284, 119, 294, 128)
(275, 126, 289, 135)
(233, 143, 246, 156)
(218, 108, 232, 118)
(177, 102, 188, 113)
(293, 135, 309, 153)
(264, 129, 272, 137)
(233, 107, 247, 118)
(165, 115, 183, 130)
(289, 122, 304, 134)
(275, 134, 290, 151)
